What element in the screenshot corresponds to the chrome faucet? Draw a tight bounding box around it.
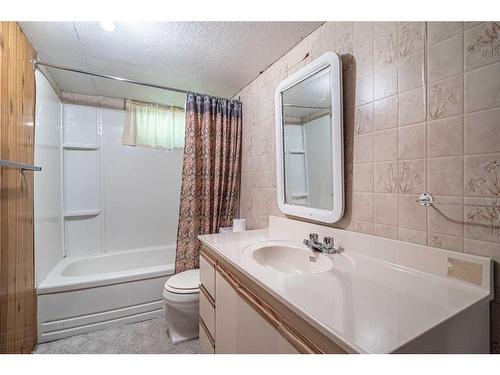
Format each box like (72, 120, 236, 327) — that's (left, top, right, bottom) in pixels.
(303, 233, 341, 254)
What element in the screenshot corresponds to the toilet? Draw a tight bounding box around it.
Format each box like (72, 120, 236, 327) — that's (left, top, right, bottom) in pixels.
(163, 269, 200, 344)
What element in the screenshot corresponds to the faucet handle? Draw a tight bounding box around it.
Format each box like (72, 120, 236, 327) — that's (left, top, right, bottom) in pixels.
(323, 236, 334, 247)
(309, 233, 319, 243)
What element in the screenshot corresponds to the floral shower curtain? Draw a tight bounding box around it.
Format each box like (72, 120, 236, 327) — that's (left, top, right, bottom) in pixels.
(175, 93, 242, 273)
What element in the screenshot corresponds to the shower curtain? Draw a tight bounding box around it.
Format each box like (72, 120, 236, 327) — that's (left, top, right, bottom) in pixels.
(174, 93, 242, 273)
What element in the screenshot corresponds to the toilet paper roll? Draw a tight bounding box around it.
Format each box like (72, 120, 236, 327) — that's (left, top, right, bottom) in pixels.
(232, 218, 247, 232)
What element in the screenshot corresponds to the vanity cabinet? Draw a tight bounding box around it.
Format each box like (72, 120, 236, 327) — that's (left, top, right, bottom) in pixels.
(199, 249, 297, 354)
(199, 246, 346, 354)
(214, 269, 299, 354)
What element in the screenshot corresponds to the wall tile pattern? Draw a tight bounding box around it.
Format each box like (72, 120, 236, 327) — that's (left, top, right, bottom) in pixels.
(235, 22, 500, 352)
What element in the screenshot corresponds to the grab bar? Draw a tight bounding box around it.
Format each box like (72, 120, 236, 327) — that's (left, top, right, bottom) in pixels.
(0, 160, 42, 172)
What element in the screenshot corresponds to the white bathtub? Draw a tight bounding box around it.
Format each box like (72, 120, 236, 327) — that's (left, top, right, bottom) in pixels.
(37, 246, 175, 343)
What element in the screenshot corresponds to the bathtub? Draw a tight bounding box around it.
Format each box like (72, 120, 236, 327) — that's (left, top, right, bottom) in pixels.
(37, 246, 175, 343)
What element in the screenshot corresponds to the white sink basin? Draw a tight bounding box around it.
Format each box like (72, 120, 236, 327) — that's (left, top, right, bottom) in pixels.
(244, 242, 334, 274)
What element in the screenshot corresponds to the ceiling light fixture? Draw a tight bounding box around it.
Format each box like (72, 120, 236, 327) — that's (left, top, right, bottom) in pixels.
(99, 21, 115, 32)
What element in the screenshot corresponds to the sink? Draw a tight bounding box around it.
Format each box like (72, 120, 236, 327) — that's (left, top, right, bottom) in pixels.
(245, 242, 334, 274)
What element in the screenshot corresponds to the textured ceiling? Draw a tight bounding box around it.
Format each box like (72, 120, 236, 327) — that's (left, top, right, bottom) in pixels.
(20, 22, 322, 107)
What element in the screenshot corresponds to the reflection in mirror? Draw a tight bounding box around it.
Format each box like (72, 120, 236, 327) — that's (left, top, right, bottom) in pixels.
(281, 66, 333, 211)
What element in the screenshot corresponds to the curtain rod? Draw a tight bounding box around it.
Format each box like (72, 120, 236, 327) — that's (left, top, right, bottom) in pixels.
(34, 60, 238, 101)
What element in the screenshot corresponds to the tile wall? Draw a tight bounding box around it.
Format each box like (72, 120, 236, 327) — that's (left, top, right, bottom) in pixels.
(235, 22, 500, 352)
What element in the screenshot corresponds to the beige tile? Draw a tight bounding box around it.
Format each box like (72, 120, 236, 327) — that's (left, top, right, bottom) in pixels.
(374, 128, 397, 161)
(374, 95, 398, 131)
(353, 133, 373, 163)
(399, 194, 427, 231)
(374, 160, 424, 194)
(355, 73, 374, 106)
(398, 159, 425, 194)
(428, 34, 464, 83)
(465, 238, 500, 264)
(398, 22, 425, 57)
(427, 196, 464, 236)
(465, 108, 500, 155)
(336, 22, 354, 55)
(353, 192, 374, 222)
(427, 116, 464, 157)
(374, 22, 398, 35)
(374, 161, 399, 193)
(354, 220, 374, 235)
(284, 37, 312, 75)
(374, 22, 398, 70)
(398, 123, 425, 160)
(428, 74, 464, 120)
(399, 228, 428, 245)
(466, 62, 500, 112)
(353, 163, 373, 192)
(429, 233, 464, 252)
(375, 224, 399, 240)
(428, 22, 464, 45)
(235, 21, 500, 251)
(354, 22, 373, 49)
(399, 86, 425, 126)
(261, 171, 276, 189)
(241, 172, 251, 188)
(374, 194, 398, 226)
(354, 103, 373, 135)
(466, 22, 500, 71)
(465, 197, 500, 243)
(428, 156, 464, 196)
(464, 153, 500, 198)
(355, 42, 374, 79)
(464, 22, 483, 30)
(374, 64, 397, 100)
(398, 50, 424, 92)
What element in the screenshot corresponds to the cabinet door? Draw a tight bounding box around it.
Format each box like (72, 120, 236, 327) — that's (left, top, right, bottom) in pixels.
(200, 253, 216, 298)
(215, 270, 299, 354)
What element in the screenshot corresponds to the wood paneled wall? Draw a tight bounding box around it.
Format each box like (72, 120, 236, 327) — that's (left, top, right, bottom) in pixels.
(0, 22, 37, 354)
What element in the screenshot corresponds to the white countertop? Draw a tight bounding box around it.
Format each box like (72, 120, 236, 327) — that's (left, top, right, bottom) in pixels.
(198, 216, 492, 353)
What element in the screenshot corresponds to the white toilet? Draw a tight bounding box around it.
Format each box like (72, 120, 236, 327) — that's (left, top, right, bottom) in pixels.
(163, 269, 200, 344)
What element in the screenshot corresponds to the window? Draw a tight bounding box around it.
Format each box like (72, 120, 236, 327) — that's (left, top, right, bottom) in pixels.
(123, 100, 185, 150)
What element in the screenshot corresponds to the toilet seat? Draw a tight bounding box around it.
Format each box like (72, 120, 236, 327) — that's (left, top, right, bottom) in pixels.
(164, 269, 199, 295)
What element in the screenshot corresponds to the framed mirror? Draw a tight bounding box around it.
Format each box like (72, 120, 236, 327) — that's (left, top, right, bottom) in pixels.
(274, 52, 343, 223)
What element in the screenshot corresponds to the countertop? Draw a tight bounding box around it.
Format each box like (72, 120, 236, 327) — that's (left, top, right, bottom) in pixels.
(198, 219, 492, 353)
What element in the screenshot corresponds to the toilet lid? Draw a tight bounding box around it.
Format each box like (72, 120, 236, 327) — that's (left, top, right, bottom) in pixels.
(165, 269, 199, 294)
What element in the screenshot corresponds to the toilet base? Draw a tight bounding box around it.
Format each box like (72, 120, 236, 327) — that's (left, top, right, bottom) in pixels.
(163, 293, 199, 344)
(167, 326, 198, 344)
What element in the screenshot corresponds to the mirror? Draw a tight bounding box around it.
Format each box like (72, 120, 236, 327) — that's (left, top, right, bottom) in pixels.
(275, 52, 343, 223)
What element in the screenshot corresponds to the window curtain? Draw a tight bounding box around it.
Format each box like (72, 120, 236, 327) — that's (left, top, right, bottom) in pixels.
(123, 99, 185, 149)
(175, 93, 242, 273)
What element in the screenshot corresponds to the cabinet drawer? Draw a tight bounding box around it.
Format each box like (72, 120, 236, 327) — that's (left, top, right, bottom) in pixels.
(200, 252, 215, 298)
(199, 321, 215, 354)
(199, 286, 215, 338)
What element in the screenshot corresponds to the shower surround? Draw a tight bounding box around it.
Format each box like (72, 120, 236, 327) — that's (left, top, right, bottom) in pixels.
(34, 81, 183, 341)
(235, 22, 500, 352)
